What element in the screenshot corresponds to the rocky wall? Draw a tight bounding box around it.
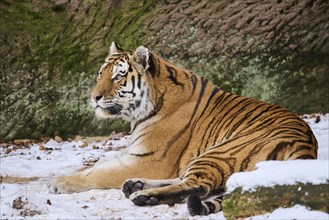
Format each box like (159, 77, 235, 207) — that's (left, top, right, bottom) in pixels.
(0, 0, 328, 140)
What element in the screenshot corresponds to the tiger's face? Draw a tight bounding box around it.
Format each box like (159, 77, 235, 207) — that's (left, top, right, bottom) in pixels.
(90, 42, 155, 123)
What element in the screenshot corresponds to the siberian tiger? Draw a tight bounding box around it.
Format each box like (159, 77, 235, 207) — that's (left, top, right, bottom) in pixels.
(48, 42, 318, 216)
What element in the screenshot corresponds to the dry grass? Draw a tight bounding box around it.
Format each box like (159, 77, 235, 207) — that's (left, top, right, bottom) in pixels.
(1, 176, 39, 184)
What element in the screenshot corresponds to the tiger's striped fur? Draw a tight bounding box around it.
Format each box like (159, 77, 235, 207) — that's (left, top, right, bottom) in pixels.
(48, 42, 317, 216)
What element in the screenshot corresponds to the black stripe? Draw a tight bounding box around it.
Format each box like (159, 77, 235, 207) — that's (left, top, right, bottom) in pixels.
(196, 155, 236, 171)
(183, 71, 190, 79)
(191, 75, 197, 95)
(130, 152, 154, 157)
(191, 87, 222, 154)
(195, 86, 220, 127)
(209, 87, 220, 102)
(128, 63, 133, 72)
(219, 97, 251, 128)
(137, 74, 142, 89)
(166, 65, 184, 88)
(131, 133, 146, 145)
(148, 54, 156, 76)
(202, 93, 234, 147)
(214, 198, 223, 203)
(240, 141, 268, 170)
(288, 145, 314, 158)
(296, 155, 315, 159)
(185, 159, 227, 187)
(121, 75, 136, 97)
(204, 201, 215, 214)
(117, 91, 124, 97)
(267, 141, 295, 160)
(253, 110, 290, 128)
(210, 95, 241, 141)
(221, 99, 260, 139)
(221, 102, 262, 137)
(245, 105, 274, 126)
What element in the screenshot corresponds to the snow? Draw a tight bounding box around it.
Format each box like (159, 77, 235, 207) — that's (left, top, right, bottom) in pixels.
(1, 114, 328, 219)
(247, 205, 329, 220)
(226, 160, 329, 193)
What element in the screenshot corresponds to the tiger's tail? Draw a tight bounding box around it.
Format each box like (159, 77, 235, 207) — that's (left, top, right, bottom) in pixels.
(187, 193, 224, 216)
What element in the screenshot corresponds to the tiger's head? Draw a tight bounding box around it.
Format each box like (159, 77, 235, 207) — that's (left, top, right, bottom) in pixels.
(90, 42, 156, 124)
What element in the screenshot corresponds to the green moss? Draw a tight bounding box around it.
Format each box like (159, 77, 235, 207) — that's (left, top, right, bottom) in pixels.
(105, 0, 158, 49)
(223, 183, 329, 219)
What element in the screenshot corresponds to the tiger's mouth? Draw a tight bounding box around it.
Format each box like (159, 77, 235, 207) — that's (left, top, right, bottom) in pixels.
(105, 104, 123, 115)
(92, 97, 124, 118)
(95, 104, 123, 118)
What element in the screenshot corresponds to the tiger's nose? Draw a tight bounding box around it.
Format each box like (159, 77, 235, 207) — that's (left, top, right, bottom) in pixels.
(91, 93, 103, 102)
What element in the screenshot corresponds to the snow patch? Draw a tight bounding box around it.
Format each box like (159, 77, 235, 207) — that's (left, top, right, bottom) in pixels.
(247, 205, 329, 220)
(226, 160, 329, 193)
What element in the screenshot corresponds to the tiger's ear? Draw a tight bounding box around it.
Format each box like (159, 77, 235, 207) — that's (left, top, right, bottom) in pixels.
(109, 42, 123, 55)
(134, 46, 150, 71)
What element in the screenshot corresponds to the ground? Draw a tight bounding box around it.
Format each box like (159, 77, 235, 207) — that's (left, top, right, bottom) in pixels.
(0, 114, 328, 219)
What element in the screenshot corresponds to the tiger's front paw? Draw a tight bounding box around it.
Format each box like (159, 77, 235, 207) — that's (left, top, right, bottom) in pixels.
(122, 179, 145, 198)
(129, 188, 185, 206)
(129, 191, 160, 206)
(48, 176, 90, 194)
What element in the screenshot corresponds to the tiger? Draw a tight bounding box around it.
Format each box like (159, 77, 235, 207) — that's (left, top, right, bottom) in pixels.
(48, 42, 318, 216)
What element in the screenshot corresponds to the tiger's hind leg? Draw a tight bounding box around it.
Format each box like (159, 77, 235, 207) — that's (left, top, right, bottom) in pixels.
(127, 155, 228, 207)
(128, 180, 208, 206)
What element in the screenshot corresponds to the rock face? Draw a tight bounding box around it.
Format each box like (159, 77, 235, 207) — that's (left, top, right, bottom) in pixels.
(222, 183, 329, 219)
(1, 0, 328, 140)
(143, 0, 329, 114)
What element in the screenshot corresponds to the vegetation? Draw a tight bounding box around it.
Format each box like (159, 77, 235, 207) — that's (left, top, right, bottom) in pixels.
(0, 0, 328, 140)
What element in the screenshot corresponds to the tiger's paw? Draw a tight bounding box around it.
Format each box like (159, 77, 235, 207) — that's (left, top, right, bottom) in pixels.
(48, 176, 90, 194)
(122, 179, 145, 198)
(129, 191, 160, 206)
(129, 190, 178, 206)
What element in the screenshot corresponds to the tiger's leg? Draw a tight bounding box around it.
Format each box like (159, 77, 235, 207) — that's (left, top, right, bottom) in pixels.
(48, 153, 171, 194)
(127, 154, 229, 207)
